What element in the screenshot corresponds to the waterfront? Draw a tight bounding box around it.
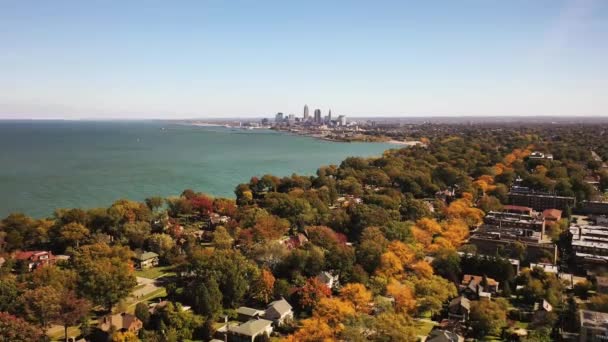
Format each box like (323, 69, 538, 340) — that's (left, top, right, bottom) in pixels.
(0, 120, 394, 218)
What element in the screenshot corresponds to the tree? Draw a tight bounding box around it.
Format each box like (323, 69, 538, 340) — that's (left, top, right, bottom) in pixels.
(0, 312, 43, 342)
(76, 256, 137, 311)
(431, 248, 461, 283)
(386, 280, 416, 314)
(253, 269, 275, 304)
(57, 291, 91, 342)
(313, 297, 355, 331)
(18, 286, 61, 337)
(295, 277, 332, 312)
(340, 283, 373, 313)
(147, 233, 176, 259)
(192, 277, 223, 319)
(111, 331, 139, 342)
(286, 317, 334, 342)
(212, 226, 233, 250)
(470, 299, 508, 338)
(587, 294, 608, 313)
(135, 302, 150, 326)
(145, 196, 164, 211)
(58, 222, 89, 248)
(0, 278, 20, 312)
(372, 312, 417, 342)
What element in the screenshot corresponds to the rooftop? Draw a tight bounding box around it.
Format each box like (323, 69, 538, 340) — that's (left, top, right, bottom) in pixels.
(579, 310, 608, 330)
(229, 319, 273, 336)
(135, 251, 159, 261)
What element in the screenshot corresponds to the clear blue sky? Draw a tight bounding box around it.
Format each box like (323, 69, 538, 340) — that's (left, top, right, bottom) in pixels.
(1, 0, 607, 119)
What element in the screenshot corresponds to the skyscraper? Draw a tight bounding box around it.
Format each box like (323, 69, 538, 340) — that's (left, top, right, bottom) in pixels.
(275, 112, 284, 123)
(303, 105, 309, 120)
(328, 109, 332, 123)
(313, 109, 322, 123)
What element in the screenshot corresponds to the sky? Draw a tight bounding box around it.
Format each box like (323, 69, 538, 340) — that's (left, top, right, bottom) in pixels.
(0, 0, 607, 119)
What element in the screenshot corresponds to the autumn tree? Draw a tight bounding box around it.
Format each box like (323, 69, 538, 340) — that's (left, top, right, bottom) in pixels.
(74, 247, 137, 312)
(253, 269, 275, 304)
(57, 291, 91, 342)
(371, 312, 417, 342)
(0, 312, 43, 342)
(340, 283, 373, 313)
(284, 317, 334, 342)
(386, 280, 416, 314)
(313, 297, 355, 332)
(18, 285, 61, 337)
(295, 277, 332, 312)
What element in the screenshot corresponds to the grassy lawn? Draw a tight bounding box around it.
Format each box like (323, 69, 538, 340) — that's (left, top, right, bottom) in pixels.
(48, 326, 81, 341)
(135, 265, 175, 279)
(126, 287, 168, 314)
(413, 319, 436, 337)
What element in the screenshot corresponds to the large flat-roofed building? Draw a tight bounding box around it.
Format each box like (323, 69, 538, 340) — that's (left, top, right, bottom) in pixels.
(508, 188, 575, 212)
(578, 310, 608, 341)
(483, 210, 546, 239)
(469, 209, 556, 262)
(570, 225, 608, 269)
(581, 201, 608, 215)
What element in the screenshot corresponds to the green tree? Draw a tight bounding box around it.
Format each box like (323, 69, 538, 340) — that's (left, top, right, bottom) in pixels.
(470, 299, 508, 338)
(192, 277, 223, 319)
(212, 226, 233, 250)
(76, 255, 137, 312)
(135, 302, 150, 326)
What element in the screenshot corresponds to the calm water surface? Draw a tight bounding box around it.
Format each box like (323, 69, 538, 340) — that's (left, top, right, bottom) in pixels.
(0, 120, 395, 218)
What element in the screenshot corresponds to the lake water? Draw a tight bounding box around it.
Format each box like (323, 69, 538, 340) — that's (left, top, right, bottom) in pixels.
(0, 120, 395, 218)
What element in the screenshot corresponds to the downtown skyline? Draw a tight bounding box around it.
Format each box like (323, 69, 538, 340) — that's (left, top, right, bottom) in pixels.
(1, 0, 607, 119)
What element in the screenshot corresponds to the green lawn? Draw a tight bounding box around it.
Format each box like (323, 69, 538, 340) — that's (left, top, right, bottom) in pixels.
(135, 265, 175, 279)
(413, 319, 436, 337)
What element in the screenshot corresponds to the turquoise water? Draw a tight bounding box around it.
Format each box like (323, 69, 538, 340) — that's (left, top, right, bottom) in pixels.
(0, 120, 394, 218)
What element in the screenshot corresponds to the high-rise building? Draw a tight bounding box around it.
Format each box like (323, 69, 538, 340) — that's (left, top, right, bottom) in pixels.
(328, 109, 332, 123)
(275, 112, 284, 123)
(303, 105, 309, 120)
(338, 115, 347, 126)
(314, 109, 322, 123)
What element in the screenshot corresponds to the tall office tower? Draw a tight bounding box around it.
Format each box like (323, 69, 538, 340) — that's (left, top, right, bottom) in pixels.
(303, 105, 309, 120)
(328, 109, 332, 122)
(314, 109, 322, 123)
(275, 112, 284, 123)
(338, 115, 347, 126)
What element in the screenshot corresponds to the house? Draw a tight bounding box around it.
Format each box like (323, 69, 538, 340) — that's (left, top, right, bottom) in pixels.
(426, 329, 464, 342)
(317, 271, 339, 290)
(263, 298, 293, 326)
(542, 209, 562, 223)
(99, 312, 143, 333)
(236, 307, 265, 322)
(14, 250, 56, 271)
(460, 274, 499, 299)
(283, 233, 308, 249)
(227, 318, 273, 342)
(134, 251, 159, 269)
(448, 296, 470, 322)
(596, 276, 608, 294)
(579, 310, 608, 342)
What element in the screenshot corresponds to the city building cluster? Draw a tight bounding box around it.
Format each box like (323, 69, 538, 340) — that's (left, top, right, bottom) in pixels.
(269, 105, 348, 127)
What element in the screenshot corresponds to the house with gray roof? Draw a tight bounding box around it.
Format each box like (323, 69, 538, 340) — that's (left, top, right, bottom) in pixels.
(236, 307, 265, 322)
(448, 296, 470, 322)
(135, 251, 159, 269)
(263, 298, 293, 326)
(228, 318, 273, 342)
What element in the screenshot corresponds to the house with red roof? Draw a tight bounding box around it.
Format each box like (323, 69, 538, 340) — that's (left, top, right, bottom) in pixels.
(14, 250, 56, 271)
